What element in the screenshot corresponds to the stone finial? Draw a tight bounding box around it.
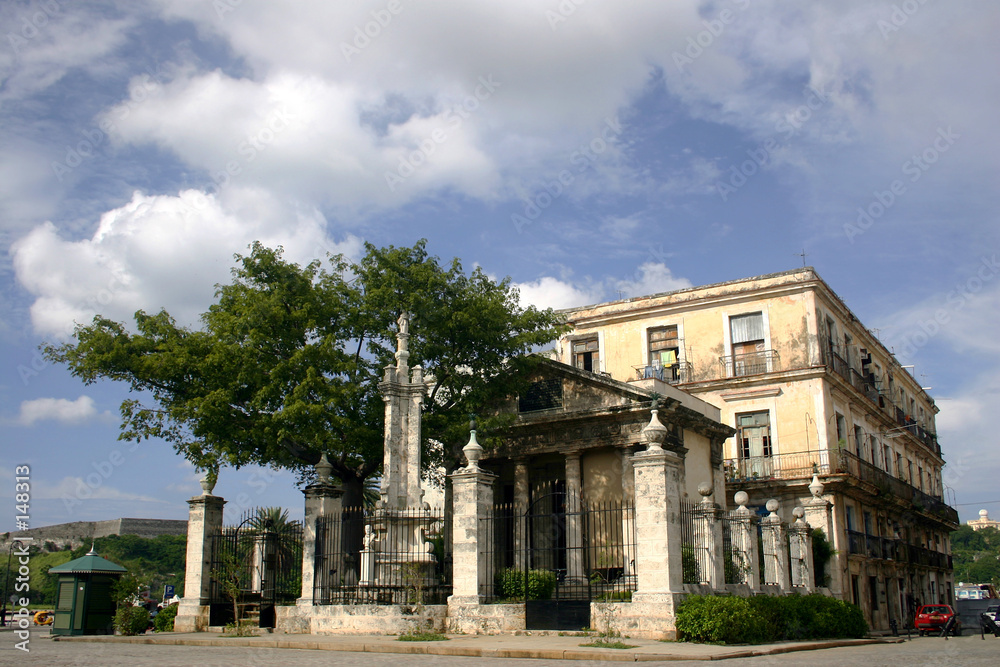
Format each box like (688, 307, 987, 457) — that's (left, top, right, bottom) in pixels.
(697, 482, 713, 504)
(463, 427, 483, 470)
(734, 490, 749, 509)
(200, 469, 217, 495)
(641, 403, 668, 451)
(792, 506, 806, 526)
(766, 498, 780, 519)
(315, 452, 333, 484)
(808, 473, 824, 499)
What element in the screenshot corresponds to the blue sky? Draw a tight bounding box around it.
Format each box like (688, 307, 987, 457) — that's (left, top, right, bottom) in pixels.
(2, 1, 998, 533)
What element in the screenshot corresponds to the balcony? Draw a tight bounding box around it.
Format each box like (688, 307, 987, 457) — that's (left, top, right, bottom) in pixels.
(844, 530, 950, 568)
(719, 350, 779, 378)
(630, 361, 693, 385)
(723, 449, 959, 526)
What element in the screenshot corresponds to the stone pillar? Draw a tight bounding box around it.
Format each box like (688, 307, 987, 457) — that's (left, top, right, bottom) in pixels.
(174, 490, 225, 632)
(299, 459, 344, 605)
(620, 403, 686, 639)
(564, 451, 585, 583)
(761, 499, 791, 591)
(693, 482, 724, 589)
(447, 430, 499, 631)
(789, 507, 814, 592)
(803, 473, 838, 594)
(513, 458, 529, 570)
(730, 491, 760, 589)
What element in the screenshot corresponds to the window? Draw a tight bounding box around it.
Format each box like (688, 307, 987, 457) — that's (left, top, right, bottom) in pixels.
(854, 425, 865, 459)
(869, 576, 879, 611)
(572, 337, 600, 372)
(885, 445, 894, 474)
(835, 413, 846, 446)
(647, 326, 679, 380)
(729, 312, 767, 375)
(737, 411, 772, 459)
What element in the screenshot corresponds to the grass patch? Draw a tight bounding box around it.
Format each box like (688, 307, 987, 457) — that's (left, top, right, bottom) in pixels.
(580, 639, 638, 649)
(398, 630, 450, 642)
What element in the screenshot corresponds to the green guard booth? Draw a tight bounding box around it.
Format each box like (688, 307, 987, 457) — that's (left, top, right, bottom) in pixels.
(49, 547, 126, 635)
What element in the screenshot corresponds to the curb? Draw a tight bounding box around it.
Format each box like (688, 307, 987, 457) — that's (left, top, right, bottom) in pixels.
(53, 634, 901, 662)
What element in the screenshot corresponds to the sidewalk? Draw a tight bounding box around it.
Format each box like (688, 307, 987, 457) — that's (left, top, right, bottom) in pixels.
(50, 629, 900, 662)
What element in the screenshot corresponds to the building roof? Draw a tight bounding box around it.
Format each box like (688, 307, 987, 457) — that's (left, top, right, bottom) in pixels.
(49, 549, 127, 574)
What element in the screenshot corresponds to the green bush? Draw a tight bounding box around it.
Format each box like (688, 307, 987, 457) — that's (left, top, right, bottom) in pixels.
(114, 606, 150, 636)
(154, 603, 178, 632)
(495, 568, 557, 600)
(676, 593, 867, 644)
(674, 595, 770, 644)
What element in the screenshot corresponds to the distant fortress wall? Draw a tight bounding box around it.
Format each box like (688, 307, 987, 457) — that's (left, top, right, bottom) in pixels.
(1, 518, 187, 551)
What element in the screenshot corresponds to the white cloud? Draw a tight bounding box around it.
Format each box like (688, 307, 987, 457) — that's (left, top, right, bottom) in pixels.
(515, 276, 603, 311)
(33, 475, 167, 505)
(616, 262, 693, 299)
(12, 187, 362, 338)
(18, 395, 98, 425)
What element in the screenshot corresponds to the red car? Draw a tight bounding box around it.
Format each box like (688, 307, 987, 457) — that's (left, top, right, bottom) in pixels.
(915, 604, 961, 636)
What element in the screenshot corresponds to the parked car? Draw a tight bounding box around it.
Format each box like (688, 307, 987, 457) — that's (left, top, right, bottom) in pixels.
(915, 604, 961, 636)
(986, 604, 999, 622)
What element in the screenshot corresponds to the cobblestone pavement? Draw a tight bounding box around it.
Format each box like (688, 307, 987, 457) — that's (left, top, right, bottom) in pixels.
(3, 632, 997, 666)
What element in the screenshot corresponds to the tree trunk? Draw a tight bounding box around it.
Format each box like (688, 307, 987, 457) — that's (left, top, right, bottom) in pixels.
(341, 474, 366, 510)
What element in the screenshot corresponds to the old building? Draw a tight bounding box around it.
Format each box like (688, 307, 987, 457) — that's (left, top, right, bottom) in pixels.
(558, 267, 960, 631)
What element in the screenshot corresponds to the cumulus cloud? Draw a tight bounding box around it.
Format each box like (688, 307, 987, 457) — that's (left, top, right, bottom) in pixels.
(514, 276, 604, 311)
(615, 262, 693, 299)
(18, 396, 98, 425)
(12, 187, 362, 338)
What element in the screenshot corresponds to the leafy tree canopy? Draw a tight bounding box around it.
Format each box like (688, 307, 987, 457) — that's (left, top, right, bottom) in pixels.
(44, 240, 566, 505)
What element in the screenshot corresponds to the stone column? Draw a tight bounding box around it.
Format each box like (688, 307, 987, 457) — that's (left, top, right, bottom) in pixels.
(803, 473, 838, 594)
(621, 403, 686, 639)
(693, 482, 724, 589)
(761, 498, 791, 591)
(788, 507, 814, 592)
(730, 491, 760, 589)
(174, 489, 225, 632)
(513, 458, 529, 570)
(564, 451, 585, 583)
(298, 457, 344, 606)
(447, 430, 499, 632)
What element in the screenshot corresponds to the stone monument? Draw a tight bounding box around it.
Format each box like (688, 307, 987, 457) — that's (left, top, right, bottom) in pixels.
(369, 311, 437, 598)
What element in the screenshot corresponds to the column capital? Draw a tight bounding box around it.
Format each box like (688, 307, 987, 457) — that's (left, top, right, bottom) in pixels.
(303, 482, 344, 500)
(186, 494, 225, 508)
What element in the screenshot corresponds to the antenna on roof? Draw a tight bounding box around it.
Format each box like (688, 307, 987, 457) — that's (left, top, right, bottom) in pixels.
(794, 249, 808, 267)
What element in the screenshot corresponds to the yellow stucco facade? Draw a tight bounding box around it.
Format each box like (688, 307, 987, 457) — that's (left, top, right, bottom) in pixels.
(559, 267, 959, 632)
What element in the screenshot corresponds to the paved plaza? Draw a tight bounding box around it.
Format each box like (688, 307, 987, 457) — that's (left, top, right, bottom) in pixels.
(2, 627, 998, 666)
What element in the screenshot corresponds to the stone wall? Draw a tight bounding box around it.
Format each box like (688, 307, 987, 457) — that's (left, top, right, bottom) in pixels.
(278, 604, 449, 635)
(0, 517, 187, 551)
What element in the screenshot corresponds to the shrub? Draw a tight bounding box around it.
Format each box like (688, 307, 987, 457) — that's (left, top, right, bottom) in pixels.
(154, 603, 178, 632)
(114, 606, 150, 636)
(495, 568, 557, 600)
(676, 593, 868, 644)
(675, 595, 769, 644)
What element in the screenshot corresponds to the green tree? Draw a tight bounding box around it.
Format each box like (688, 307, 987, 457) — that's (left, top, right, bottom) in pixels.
(43, 241, 565, 507)
(951, 525, 1000, 586)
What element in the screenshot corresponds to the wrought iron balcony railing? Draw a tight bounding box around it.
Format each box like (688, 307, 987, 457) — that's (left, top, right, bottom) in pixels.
(724, 449, 959, 526)
(719, 350, 779, 378)
(630, 361, 693, 384)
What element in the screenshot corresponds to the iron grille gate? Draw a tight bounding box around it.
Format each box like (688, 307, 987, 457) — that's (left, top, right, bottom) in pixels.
(485, 488, 635, 631)
(208, 508, 303, 628)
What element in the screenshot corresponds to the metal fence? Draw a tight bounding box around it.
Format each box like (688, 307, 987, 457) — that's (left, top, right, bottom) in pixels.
(313, 506, 451, 605)
(208, 507, 303, 627)
(481, 491, 636, 603)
